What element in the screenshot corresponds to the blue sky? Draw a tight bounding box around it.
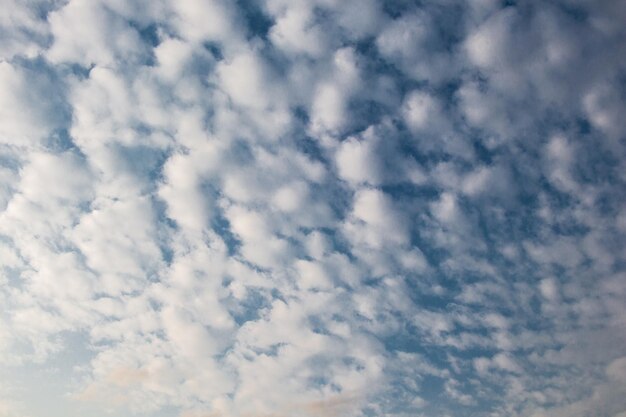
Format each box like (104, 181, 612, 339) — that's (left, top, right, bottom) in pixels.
(1, 0, 626, 416)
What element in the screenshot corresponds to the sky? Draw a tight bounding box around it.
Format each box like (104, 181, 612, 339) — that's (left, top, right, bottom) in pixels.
(0, 0, 626, 416)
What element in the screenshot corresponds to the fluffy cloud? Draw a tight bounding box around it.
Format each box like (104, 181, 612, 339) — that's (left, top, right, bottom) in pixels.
(0, 61, 67, 146)
(0, 1, 625, 417)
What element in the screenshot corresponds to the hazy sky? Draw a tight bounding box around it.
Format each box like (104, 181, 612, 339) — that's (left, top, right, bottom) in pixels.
(1, 0, 626, 416)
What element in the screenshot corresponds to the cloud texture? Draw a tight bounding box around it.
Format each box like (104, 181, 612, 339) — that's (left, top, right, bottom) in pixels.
(1, 1, 626, 416)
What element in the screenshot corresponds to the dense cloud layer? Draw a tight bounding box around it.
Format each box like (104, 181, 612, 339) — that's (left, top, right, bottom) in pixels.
(1, 1, 626, 416)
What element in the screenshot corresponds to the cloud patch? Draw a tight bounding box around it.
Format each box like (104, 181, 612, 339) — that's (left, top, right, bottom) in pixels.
(0, 1, 625, 417)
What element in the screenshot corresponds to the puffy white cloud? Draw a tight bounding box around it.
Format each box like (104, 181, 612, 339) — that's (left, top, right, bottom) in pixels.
(217, 50, 275, 110)
(0, 62, 65, 146)
(153, 38, 196, 81)
(583, 82, 626, 142)
(269, 6, 331, 58)
(309, 47, 362, 137)
(464, 7, 516, 70)
(376, 10, 457, 83)
(71, 196, 163, 295)
(1, 1, 626, 417)
(47, 0, 149, 67)
(336, 134, 384, 186)
(170, 0, 243, 47)
(0, 0, 51, 60)
(310, 82, 349, 136)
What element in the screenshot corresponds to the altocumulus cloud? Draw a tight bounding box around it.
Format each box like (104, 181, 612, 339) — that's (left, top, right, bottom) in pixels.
(0, 0, 626, 416)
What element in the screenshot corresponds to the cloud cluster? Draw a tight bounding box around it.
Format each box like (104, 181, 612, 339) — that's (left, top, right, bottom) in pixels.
(0, 0, 625, 416)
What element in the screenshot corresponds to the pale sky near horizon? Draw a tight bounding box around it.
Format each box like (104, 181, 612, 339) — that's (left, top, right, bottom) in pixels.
(1, 1, 626, 417)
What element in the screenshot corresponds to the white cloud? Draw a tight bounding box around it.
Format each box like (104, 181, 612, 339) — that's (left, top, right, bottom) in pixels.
(47, 0, 148, 67)
(269, 6, 331, 58)
(464, 8, 516, 70)
(0, 62, 64, 146)
(0, 1, 625, 417)
(170, 0, 242, 47)
(346, 188, 410, 249)
(335, 134, 384, 186)
(217, 50, 275, 110)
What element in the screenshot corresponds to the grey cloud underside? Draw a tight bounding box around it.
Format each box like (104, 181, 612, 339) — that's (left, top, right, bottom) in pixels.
(1, 0, 626, 416)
